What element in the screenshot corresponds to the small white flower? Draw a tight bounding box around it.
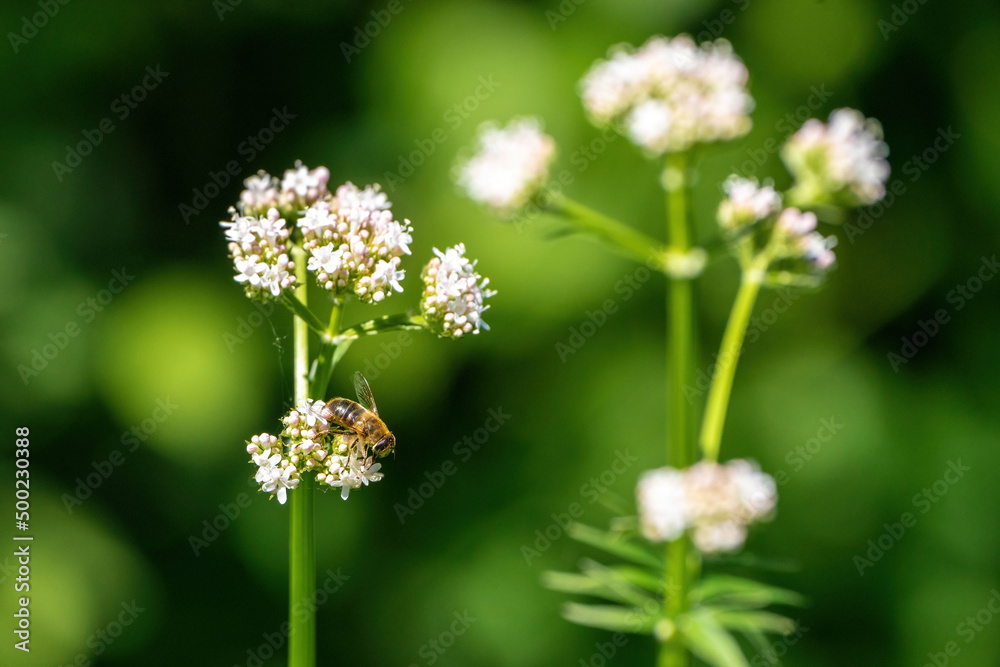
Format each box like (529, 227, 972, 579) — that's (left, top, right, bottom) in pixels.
(781, 108, 890, 205)
(308, 244, 344, 275)
(261, 464, 299, 505)
(457, 117, 556, 215)
(281, 161, 330, 202)
(221, 209, 295, 300)
(692, 521, 747, 554)
(371, 259, 405, 296)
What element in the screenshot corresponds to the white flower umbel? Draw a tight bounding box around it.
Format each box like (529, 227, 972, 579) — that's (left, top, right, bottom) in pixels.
(781, 108, 890, 206)
(297, 183, 412, 304)
(580, 35, 753, 154)
(247, 400, 389, 504)
(636, 459, 776, 553)
(457, 117, 556, 216)
(420, 243, 497, 338)
(221, 207, 296, 300)
(717, 176, 782, 231)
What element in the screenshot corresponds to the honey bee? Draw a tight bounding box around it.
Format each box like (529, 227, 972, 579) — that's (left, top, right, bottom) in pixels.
(320, 372, 396, 458)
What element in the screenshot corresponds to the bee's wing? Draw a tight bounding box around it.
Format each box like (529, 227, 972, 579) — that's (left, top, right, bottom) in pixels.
(353, 371, 378, 415)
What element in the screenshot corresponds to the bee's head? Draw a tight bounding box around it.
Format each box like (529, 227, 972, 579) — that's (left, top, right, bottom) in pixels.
(372, 433, 395, 458)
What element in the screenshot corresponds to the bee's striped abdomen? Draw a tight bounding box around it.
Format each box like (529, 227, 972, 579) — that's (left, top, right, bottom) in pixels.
(323, 398, 368, 432)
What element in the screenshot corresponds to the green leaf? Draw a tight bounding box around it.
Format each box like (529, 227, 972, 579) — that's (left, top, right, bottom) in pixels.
(693, 575, 807, 609)
(561, 602, 656, 634)
(677, 608, 749, 667)
(541, 571, 636, 606)
(712, 610, 798, 636)
(279, 293, 330, 339)
(567, 523, 662, 569)
(609, 566, 664, 594)
(578, 559, 657, 607)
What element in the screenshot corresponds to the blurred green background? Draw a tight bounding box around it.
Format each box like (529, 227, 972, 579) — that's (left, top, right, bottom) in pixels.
(1, 0, 998, 665)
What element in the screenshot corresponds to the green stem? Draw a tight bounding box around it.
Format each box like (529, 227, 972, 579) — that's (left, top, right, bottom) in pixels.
(661, 151, 694, 667)
(288, 246, 316, 667)
(281, 292, 331, 341)
(332, 313, 427, 344)
(550, 195, 664, 266)
(698, 254, 767, 463)
(309, 304, 344, 399)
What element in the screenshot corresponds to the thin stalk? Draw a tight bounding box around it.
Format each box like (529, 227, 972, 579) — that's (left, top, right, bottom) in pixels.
(288, 246, 316, 667)
(661, 151, 694, 667)
(551, 195, 664, 266)
(332, 313, 426, 344)
(309, 303, 344, 399)
(698, 254, 768, 463)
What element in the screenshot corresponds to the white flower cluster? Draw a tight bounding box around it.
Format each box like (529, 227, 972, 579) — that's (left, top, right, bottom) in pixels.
(717, 176, 782, 231)
(636, 459, 776, 553)
(246, 399, 386, 504)
(299, 183, 412, 304)
(420, 243, 497, 338)
(580, 35, 753, 154)
(221, 208, 296, 300)
(247, 434, 300, 505)
(774, 207, 837, 271)
(457, 118, 556, 215)
(781, 108, 890, 206)
(239, 161, 331, 216)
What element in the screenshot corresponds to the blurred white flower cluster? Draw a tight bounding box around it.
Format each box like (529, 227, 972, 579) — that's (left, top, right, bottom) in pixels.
(246, 399, 385, 503)
(457, 118, 556, 215)
(580, 35, 753, 154)
(298, 182, 413, 304)
(637, 459, 776, 553)
(782, 108, 890, 206)
(717, 177, 838, 274)
(420, 243, 497, 338)
(221, 208, 296, 300)
(717, 176, 781, 231)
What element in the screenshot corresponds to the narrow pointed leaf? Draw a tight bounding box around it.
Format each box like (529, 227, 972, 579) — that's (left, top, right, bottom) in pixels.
(579, 559, 657, 607)
(541, 571, 635, 606)
(609, 566, 664, 594)
(561, 602, 656, 634)
(677, 608, 749, 667)
(567, 523, 662, 568)
(693, 575, 807, 609)
(713, 610, 798, 636)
